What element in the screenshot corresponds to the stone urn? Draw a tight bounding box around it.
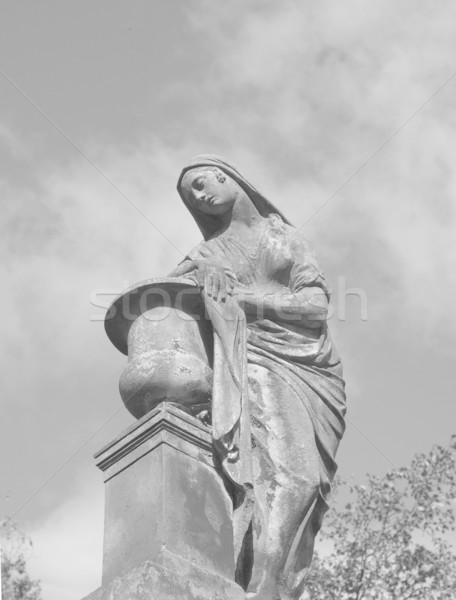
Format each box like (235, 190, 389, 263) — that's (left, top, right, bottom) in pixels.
(105, 278, 213, 419)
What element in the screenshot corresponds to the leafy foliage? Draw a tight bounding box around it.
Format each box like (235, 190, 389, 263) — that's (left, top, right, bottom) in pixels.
(1, 519, 42, 600)
(304, 436, 456, 599)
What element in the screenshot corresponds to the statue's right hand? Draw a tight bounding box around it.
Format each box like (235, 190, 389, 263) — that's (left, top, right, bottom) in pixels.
(169, 259, 231, 303)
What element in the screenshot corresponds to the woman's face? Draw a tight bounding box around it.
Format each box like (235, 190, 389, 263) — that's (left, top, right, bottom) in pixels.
(180, 168, 239, 216)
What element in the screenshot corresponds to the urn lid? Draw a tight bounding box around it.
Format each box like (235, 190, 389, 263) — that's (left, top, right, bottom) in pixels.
(104, 277, 200, 355)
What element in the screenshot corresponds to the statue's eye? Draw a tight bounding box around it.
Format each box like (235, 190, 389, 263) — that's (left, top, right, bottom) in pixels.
(193, 177, 205, 191)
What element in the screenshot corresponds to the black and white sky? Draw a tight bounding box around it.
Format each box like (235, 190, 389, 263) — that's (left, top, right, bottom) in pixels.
(1, 1, 455, 598)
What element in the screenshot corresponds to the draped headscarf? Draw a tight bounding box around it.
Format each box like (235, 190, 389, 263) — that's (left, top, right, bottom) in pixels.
(177, 154, 292, 239)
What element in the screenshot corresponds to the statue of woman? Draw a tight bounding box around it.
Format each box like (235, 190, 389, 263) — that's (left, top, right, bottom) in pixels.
(169, 155, 346, 600)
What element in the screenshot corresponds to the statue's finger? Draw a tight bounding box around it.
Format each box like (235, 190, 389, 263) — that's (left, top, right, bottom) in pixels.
(205, 271, 214, 297)
(197, 266, 205, 288)
(211, 271, 220, 301)
(219, 270, 227, 302)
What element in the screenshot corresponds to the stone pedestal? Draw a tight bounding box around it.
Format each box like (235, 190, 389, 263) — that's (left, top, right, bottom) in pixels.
(83, 402, 244, 600)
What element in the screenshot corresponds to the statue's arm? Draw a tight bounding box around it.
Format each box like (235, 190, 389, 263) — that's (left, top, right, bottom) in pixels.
(167, 259, 195, 277)
(237, 286, 328, 329)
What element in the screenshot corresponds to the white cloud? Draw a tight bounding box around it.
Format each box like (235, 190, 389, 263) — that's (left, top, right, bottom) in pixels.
(2, 2, 456, 593)
(27, 477, 104, 600)
(185, 0, 456, 340)
(0, 136, 206, 545)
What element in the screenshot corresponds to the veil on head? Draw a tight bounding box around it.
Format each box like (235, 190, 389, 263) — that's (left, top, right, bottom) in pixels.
(177, 154, 292, 240)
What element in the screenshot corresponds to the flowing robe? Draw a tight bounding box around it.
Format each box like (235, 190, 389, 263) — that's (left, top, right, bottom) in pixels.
(183, 215, 346, 599)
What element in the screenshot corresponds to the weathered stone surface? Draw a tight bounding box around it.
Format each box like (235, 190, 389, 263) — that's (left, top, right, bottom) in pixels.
(105, 279, 213, 419)
(82, 559, 244, 600)
(83, 402, 240, 599)
(98, 155, 347, 599)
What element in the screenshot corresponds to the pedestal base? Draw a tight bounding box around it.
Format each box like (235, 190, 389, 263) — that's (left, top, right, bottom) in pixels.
(82, 402, 244, 600)
(83, 558, 244, 600)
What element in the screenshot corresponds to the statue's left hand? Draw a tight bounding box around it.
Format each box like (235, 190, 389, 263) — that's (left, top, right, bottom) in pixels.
(169, 259, 232, 303)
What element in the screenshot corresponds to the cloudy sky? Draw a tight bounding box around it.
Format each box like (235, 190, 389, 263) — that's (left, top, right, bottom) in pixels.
(1, 1, 455, 598)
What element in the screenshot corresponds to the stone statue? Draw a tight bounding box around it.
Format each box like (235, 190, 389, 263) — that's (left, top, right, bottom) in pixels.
(105, 155, 346, 600)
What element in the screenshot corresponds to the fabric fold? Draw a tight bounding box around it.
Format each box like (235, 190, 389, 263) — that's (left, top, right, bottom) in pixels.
(202, 294, 254, 562)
